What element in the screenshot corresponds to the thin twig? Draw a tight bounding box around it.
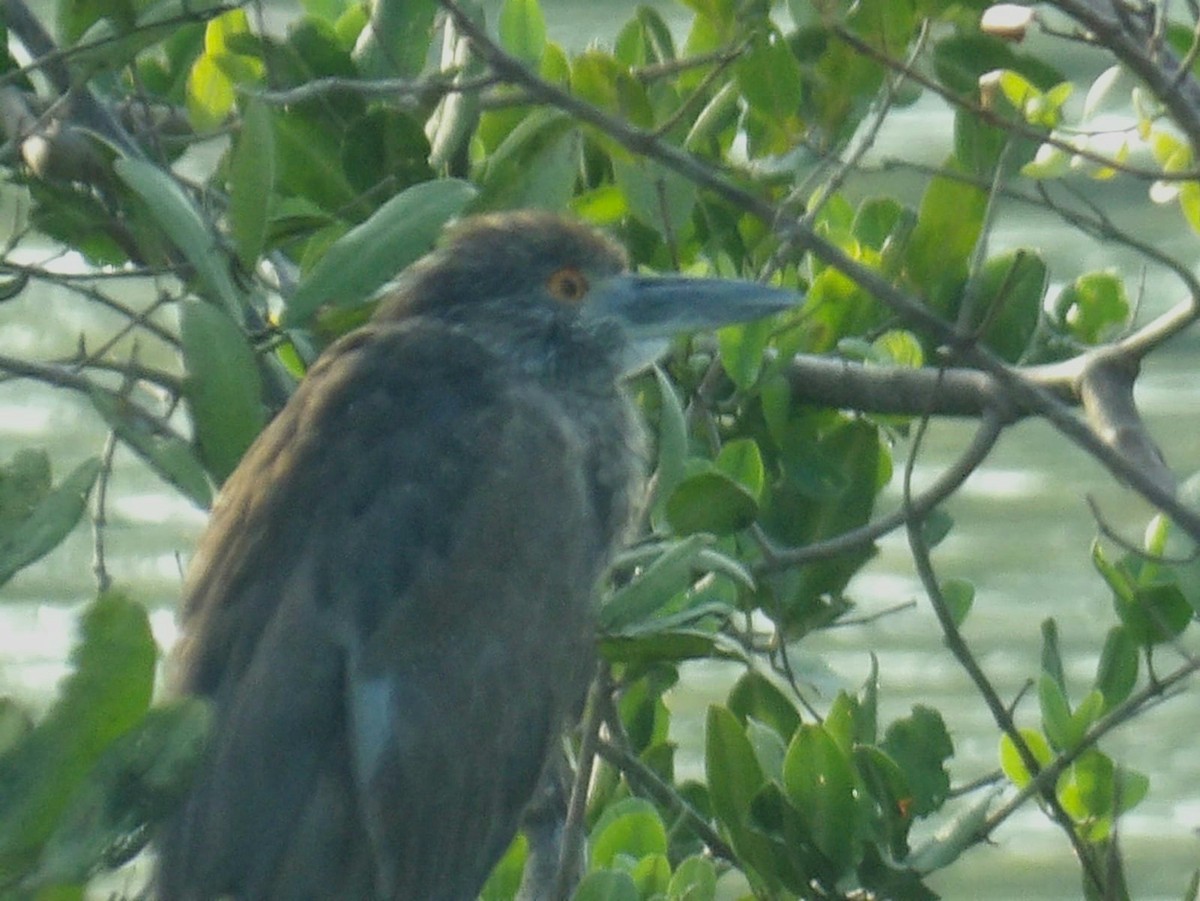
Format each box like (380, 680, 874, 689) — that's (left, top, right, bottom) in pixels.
(593, 736, 738, 864)
(901, 381, 1108, 895)
(552, 668, 608, 901)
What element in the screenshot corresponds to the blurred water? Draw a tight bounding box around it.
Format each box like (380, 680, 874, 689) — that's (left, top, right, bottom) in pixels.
(2, 3, 1200, 899)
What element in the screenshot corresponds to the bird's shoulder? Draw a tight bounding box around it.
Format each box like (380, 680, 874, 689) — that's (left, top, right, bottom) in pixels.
(173, 317, 592, 695)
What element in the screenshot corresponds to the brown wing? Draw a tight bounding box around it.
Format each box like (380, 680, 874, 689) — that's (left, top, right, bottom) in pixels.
(158, 319, 604, 900)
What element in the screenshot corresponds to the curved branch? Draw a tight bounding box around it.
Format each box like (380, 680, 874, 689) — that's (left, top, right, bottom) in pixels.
(784, 355, 1025, 418)
(901, 414, 1108, 894)
(0, 351, 182, 401)
(1077, 351, 1176, 496)
(758, 403, 1006, 571)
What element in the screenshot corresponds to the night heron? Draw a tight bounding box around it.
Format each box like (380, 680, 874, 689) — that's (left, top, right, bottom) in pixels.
(156, 210, 794, 900)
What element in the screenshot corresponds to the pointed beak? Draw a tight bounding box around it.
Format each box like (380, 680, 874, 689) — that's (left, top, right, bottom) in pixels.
(585, 273, 799, 372)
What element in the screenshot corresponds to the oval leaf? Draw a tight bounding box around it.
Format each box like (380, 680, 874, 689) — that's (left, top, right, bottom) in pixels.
(285, 179, 477, 324)
(665, 470, 757, 536)
(228, 98, 275, 267)
(114, 158, 242, 318)
(782, 723, 860, 874)
(0, 592, 155, 864)
(0, 456, 100, 588)
(180, 299, 266, 483)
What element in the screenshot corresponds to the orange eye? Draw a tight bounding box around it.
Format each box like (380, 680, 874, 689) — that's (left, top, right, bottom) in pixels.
(546, 266, 589, 304)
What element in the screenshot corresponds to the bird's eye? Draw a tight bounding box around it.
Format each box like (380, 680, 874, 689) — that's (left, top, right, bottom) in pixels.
(546, 266, 589, 304)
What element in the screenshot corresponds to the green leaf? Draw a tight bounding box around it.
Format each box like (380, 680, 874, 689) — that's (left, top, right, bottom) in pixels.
(285, 179, 476, 324)
(499, 0, 546, 66)
(343, 109, 434, 197)
(853, 197, 905, 251)
(0, 701, 31, 758)
(600, 534, 710, 631)
(853, 745, 913, 858)
(1179, 180, 1200, 233)
(352, 0, 437, 78)
(271, 108, 359, 214)
(1095, 625, 1138, 711)
(179, 299, 265, 483)
(1051, 270, 1130, 345)
(880, 706, 952, 816)
(183, 10, 264, 133)
(1038, 671, 1077, 751)
(737, 28, 802, 121)
(1070, 690, 1105, 740)
(228, 98, 275, 267)
(684, 80, 739, 151)
(612, 155, 696, 241)
(570, 51, 654, 129)
(857, 657, 879, 745)
(799, 265, 885, 354)
(715, 439, 765, 500)
(964, 249, 1048, 362)
(114, 158, 242, 319)
(1102, 548, 1196, 646)
(1114, 765, 1150, 814)
(871, 330, 924, 368)
(0, 455, 100, 589)
(933, 33, 1062, 96)
(27, 181, 130, 265)
(667, 854, 717, 899)
(599, 628, 740, 666)
(186, 52, 235, 131)
(1091, 539, 1133, 603)
(589, 798, 667, 869)
(999, 728, 1052, 788)
(477, 109, 579, 212)
(762, 417, 884, 631)
(572, 871, 640, 901)
(745, 719, 788, 783)
(1021, 142, 1072, 179)
(921, 508, 954, 549)
(782, 723, 861, 874)
(59, 0, 136, 44)
(649, 368, 687, 528)
(1057, 748, 1116, 835)
(727, 671, 802, 741)
(941, 578, 974, 628)
(1040, 617, 1067, 694)
(0, 593, 155, 871)
(479, 832, 527, 901)
(705, 705, 769, 860)
(905, 169, 986, 315)
(665, 470, 758, 536)
(89, 391, 212, 509)
(717, 316, 774, 390)
(629, 853, 670, 894)
(31, 700, 211, 888)
(848, 0, 916, 49)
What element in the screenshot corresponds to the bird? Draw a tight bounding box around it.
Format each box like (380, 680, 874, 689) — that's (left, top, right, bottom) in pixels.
(155, 210, 795, 900)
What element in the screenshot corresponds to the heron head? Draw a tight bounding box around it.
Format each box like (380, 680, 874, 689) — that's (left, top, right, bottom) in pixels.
(376, 211, 797, 373)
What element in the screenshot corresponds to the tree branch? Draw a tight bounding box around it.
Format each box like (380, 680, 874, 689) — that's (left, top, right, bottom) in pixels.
(441, 0, 1200, 542)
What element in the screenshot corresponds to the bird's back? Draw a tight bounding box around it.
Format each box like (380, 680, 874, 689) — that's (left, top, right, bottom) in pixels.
(157, 315, 636, 899)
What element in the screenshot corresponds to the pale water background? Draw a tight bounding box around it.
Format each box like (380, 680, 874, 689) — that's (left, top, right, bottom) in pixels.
(2, 2, 1200, 898)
